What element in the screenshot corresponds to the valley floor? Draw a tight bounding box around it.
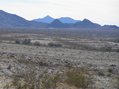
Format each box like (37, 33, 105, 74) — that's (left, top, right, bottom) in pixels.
(0, 28, 119, 89)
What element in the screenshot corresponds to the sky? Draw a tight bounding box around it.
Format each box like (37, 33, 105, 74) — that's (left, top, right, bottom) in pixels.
(0, 0, 119, 26)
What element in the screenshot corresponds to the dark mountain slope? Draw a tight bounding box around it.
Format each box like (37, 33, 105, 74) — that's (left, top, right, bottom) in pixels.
(48, 19, 66, 28)
(0, 10, 47, 27)
(0, 10, 31, 27)
(73, 19, 101, 28)
(102, 25, 119, 29)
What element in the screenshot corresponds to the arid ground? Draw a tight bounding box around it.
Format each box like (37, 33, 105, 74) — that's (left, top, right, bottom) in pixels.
(0, 28, 119, 89)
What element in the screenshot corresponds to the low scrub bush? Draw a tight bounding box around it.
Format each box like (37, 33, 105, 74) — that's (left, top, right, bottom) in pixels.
(99, 46, 112, 52)
(107, 68, 114, 73)
(15, 39, 21, 44)
(97, 71, 105, 76)
(64, 69, 93, 89)
(114, 75, 119, 89)
(48, 42, 62, 47)
(117, 48, 119, 52)
(33, 41, 41, 46)
(22, 39, 31, 45)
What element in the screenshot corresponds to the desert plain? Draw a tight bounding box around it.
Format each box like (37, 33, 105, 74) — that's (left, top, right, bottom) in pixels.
(0, 28, 119, 89)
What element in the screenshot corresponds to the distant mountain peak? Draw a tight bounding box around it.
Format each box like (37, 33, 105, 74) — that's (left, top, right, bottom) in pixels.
(48, 19, 66, 28)
(33, 15, 54, 23)
(0, 10, 5, 12)
(82, 19, 92, 23)
(46, 15, 50, 17)
(43, 15, 53, 19)
(58, 17, 80, 23)
(73, 19, 101, 28)
(53, 19, 60, 22)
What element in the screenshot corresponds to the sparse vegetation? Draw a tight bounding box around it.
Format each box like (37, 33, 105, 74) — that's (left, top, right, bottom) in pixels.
(117, 48, 119, 52)
(0, 28, 119, 89)
(116, 76, 119, 89)
(97, 71, 105, 76)
(22, 39, 31, 45)
(100, 46, 112, 52)
(64, 69, 93, 89)
(4, 66, 94, 89)
(48, 42, 62, 47)
(107, 68, 114, 74)
(33, 41, 41, 46)
(15, 39, 20, 44)
(114, 75, 119, 89)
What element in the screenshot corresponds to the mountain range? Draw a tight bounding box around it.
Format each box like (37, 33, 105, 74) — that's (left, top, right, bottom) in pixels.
(33, 15, 80, 23)
(0, 10, 119, 28)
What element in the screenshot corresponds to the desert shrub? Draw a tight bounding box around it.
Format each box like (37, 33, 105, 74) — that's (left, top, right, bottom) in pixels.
(117, 48, 119, 52)
(18, 58, 34, 64)
(114, 75, 119, 89)
(55, 43, 62, 47)
(65, 62, 74, 69)
(38, 59, 49, 66)
(117, 76, 119, 89)
(48, 42, 62, 47)
(7, 64, 12, 70)
(48, 42, 54, 47)
(107, 68, 114, 73)
(33, 41, 41, 46)
(97, 71, 105, 76)
(64, 69, 93, 89)
(112, 38, 119, 42)
(105, 46, 112, 51)
(100, 46, 112, 52)
(15, 39, 20, 44)
(22, 39, 31, 45)
(39, 71, 62, 89)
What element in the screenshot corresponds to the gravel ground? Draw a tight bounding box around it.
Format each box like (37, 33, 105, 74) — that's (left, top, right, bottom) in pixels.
(0, 43, 119, 89)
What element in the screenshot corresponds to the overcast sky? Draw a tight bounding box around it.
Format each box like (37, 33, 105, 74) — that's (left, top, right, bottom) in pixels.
(0, 0, 119, 26)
